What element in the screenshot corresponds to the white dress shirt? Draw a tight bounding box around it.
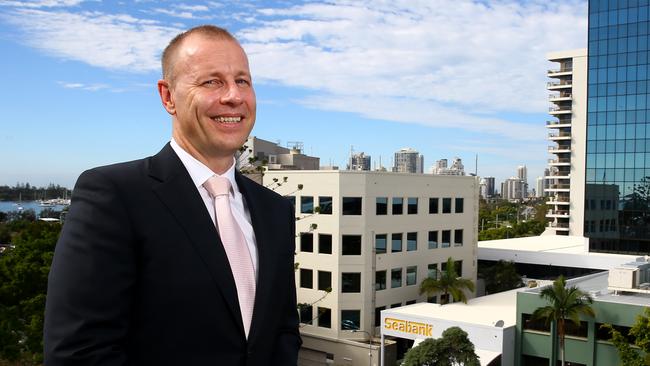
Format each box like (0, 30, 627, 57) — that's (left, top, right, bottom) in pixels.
(170, 139, 258, 275)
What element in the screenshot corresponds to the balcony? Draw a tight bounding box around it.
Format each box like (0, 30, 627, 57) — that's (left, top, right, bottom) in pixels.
(549, 105, 572, 115)
(546, 209, 570, 218)
(547, 80, 572, 89)
(546, 120, 571, 128)
(548, 145, 571, 154)
(548, 68, 573, 76)
(548, 131, 572, 140)
(548, 222, 570, 231)
(548, 158, 571, 166)
(549, 93, 572, 102)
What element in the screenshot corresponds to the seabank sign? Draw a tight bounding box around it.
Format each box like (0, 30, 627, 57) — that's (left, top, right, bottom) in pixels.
(383, 317, 433, 338)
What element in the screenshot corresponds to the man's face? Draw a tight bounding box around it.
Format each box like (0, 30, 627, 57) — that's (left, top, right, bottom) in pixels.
(162, 35, 256, 163)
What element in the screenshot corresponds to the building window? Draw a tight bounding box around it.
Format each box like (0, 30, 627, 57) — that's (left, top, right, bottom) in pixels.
(391, 233, 403, 252)
(455, 260, 463, 277)
(375, 306, 386, 327)
(427, 263, 438, 279)
(455, 198, 464, 213)
(454, 229, 463, 246)
(407, 197, 418, 214)
(341, 310, 361, 330)
(299, 304, 313, 325)
(391, 268, 402, 288)
(522, 313, 550, 332)
(318, 196, 332, 214)
(342, 235, 362, 255)
(405, 300, 416, 305)
(441, 230, 451, 247)
(442, 198, 452, 213)
(342, 197, 362, 215)
(392, 197, 403, 214)
(596, 323, 634, 343)
(427, 296, 437, 304)
(318, 271, 331, 291)
(318, 234, 332, 254)
(391, 302, 401, 308)
(317, 307, 331, 328)
(375, 234, 387, 254)
(429, 197, 439, 213)
(406, 266, 417, 286)
(300, 233, 313, 252)
(565, 320, 589, 338)
(376, 197, 388, 215)
(407, 232, 417, 251)
(300, 268, 313, 289)
(301, 196, 314, 214)
(428, 231, 438, 249)
(342, 272, 361, 293)
(375, 270, 387, 290)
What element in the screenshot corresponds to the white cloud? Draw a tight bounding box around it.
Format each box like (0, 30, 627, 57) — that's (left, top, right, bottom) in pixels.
(239, 0, 588, 140)
(3, 8, 181, 72)
(0, 0, 84, 8)
(58, 81, 111, 91)
(175, 4, 209, 12)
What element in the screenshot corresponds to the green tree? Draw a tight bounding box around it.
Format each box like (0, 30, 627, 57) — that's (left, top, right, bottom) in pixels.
(0, 221, 61, 364)
(402, 326, 480, 366)
(480, 260, 523, 294)
(602, 307, 650, 366)
(532, 276, 595, 366)
(419, 257, 475, 305)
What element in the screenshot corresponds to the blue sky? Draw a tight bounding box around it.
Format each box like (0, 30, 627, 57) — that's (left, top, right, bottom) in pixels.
(0, 0, 588, 189)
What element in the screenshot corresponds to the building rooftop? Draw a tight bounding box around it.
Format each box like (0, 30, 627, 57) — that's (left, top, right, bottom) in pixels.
(524, 271, 650, 308)
(478, 235, 642, 270)
(386, 288, 519, 329)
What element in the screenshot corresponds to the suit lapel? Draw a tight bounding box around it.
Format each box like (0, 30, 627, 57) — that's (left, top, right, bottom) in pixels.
(148, 144, 245, 337)
(235, 172, 281, 342)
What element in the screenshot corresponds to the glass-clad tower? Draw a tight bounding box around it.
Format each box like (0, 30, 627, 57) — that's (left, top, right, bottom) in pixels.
(587, 0, 650, 254)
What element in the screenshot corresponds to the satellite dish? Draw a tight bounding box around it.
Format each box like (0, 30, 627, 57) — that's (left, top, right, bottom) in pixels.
(494, 320, 504, 328)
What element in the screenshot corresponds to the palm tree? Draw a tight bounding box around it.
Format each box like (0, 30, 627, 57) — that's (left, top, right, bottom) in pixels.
(419, 257, 475, 305)
(532, 276, 595, 366)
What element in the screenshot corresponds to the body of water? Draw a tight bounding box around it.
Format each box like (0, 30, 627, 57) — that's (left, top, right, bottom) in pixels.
(0, 201, 68, 216)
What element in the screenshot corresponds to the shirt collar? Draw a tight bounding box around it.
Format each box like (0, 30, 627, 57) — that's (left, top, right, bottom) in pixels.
(170, 138, 239, 195)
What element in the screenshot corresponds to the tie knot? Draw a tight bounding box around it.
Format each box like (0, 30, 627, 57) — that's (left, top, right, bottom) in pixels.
(203, 175, 232, 198)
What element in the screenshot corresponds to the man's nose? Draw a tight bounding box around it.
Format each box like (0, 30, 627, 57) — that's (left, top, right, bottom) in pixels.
(220, 82, 242, 105)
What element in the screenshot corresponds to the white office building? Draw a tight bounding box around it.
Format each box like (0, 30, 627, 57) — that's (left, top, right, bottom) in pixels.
(263, 170, 479, 366)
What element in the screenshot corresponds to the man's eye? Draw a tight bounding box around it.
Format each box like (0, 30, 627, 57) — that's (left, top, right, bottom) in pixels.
(203, 80, 220, 86)
(236, 79, 251, 86)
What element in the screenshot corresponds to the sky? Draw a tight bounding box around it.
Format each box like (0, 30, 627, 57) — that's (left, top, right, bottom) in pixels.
(0, 0, 589, 189)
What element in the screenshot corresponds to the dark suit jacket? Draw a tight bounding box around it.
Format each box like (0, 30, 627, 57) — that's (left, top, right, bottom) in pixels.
(44, 144, 301, 365)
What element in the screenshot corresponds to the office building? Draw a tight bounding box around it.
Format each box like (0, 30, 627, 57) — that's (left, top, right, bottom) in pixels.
(238, 136, 320, 174)
(480, 176, 496, 198)
(501, 177, 526, 202)
(536, 177, 544, 198)
(545, 49, 588, 236)
(431, 157, 465, 176)
(585, 1, 650, 254)
(348, 152, 371, 171)
(393, 148, 423, 174)
(515, 262, 650, 366)
(263, 170, 478, 366)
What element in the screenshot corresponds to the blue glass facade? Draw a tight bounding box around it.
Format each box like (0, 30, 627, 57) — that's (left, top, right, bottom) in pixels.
(587, 0, 650, 253)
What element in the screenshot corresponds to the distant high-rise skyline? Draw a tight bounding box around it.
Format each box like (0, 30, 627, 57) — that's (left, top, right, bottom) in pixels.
(432, 157, 465, 176)
(393, 148, 424, 174)
(348, 152, 371, 171)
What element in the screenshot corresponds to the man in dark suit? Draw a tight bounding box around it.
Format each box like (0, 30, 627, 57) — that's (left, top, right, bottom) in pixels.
(44, 25, 301, 365)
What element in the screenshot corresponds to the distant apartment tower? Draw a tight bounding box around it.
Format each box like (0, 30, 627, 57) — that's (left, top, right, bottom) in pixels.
(432, 157, 465, 176)
(535, 177, 544, 198)
(517, 165, 528, 197)
(238, 136, 320, 172)
(348, 152, 371, 171)
(480, 176, 496, 198)
(501, 177, 525, 202)
(393, 148, 423, 173)
(545, 49, 588, 236)
(264, 170, 478, 365)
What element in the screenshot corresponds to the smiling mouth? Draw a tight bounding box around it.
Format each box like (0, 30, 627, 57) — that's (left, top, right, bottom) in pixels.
(212, 116, 242, 123)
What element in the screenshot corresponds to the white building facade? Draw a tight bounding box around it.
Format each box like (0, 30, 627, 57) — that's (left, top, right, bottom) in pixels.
(263, 170, 479, 366)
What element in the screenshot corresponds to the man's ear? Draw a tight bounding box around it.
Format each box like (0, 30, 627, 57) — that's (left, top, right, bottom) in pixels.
(157, 79, 176, 115)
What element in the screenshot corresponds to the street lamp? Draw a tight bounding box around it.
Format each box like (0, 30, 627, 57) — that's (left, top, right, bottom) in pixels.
(350, 329, 373, 366)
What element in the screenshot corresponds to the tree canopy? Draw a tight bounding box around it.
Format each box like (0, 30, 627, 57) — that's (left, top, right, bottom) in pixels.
(420, 257, 475, 304)
(603, 307, 650, 366)
(402, 326, 480, 366)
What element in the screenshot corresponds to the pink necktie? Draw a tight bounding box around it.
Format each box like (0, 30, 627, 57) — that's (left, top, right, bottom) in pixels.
(203, 176, 256, 337)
